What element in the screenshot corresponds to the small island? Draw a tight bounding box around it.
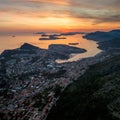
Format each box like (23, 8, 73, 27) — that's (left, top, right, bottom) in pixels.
(39, 34, 66, 40)
(60, 32, 86, 36)
(69, 43, 79, 45)
(38, 32, 86, 40)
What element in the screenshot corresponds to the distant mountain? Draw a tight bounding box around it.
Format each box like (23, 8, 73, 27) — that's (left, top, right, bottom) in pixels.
(83, 30, 120, 51)
(110, 29, 120, 34)
(84, 29, 120, 41)
(60, 32, 85, 36)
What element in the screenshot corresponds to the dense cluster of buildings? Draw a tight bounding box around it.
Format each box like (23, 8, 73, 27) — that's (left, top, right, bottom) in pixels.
(0, 43, 112, 120)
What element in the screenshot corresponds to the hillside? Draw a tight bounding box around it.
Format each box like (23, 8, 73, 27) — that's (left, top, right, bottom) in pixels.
(84, 30, 120, 41)
(0, 43, 86, 61)
(98, 38, 120, 50)
(46, 55, 120, 120)
(83, 30, 120, 51)
(48, 44, 86, 56)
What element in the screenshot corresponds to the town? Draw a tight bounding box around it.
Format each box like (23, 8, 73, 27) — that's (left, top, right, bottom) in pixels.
(0, 43, 118, 120)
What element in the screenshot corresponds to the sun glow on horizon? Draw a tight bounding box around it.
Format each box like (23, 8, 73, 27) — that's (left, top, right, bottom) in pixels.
(0, 0, 120, 34)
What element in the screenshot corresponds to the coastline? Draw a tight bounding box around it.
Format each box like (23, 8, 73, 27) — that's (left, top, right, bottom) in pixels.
(0, 34, 101, 62)
(56, 39, 102, 63)
(0, 30, 120, 120)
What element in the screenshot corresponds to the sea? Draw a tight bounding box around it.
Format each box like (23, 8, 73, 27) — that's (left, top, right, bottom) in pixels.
(0, 33, 101, 62)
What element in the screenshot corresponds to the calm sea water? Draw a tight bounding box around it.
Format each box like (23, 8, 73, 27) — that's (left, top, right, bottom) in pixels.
(0, 34, 101, 62)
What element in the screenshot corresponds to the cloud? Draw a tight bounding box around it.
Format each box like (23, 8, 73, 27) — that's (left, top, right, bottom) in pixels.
(20, 0, 69, 5)
(69, 0, 120, 10)
(67, 0, 120, 24)
(95, 15, 120, 24)
(0, 0, 120, 32)
(0, 0, 70, 19)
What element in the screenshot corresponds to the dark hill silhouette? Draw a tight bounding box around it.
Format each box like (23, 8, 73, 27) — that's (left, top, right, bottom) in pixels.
(84, 29, 120, 50)
(46, 55, 120, 120)
(84, 29, 120, 41)
(20, 43, 40, 50)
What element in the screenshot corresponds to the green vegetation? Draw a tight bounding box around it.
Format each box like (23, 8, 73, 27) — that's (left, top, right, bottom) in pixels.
(46, 55, 120, 120)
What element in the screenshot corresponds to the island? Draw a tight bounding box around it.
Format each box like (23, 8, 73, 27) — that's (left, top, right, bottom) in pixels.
(38, 32, 86, 40)
(39, 34, 66, 40)
(60, 32, 86, 36)
(69, 42, 79, 45)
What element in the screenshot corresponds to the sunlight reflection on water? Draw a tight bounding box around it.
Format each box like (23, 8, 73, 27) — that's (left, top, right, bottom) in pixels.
(0, 34, 101, 62)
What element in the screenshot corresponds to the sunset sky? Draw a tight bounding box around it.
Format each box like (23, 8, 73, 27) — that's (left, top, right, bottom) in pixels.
(0, 0, 120, 33)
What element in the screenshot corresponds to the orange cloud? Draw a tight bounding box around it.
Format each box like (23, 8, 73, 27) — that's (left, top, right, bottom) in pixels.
(0, 0, 120, 33)
(14, 0, 69, 6)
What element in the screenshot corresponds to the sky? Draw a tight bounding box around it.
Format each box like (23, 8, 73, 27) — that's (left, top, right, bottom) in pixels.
(0, 0, 120, 33)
